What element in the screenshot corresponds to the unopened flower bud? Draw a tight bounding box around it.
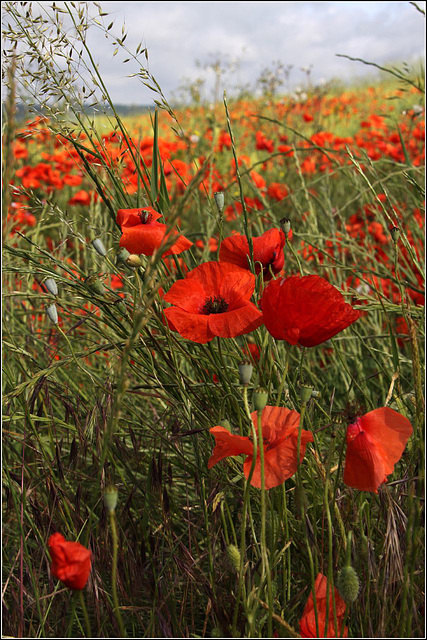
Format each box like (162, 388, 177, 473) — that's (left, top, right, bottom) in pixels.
(126, 254, 143, 268)
(92, 238, 107, 257)
(220, 419, 231, 430)
(46, 303, 58, 324)
(238, 360, 253, 386)
(227, 544, 241, 572)
(214, 191, 225, 214)
(280, 217, 291, 235)
(337, 565, 360, 604)
(104, 485, 118, 513)
(254, 387, 268, 411)
(44, 278, 58, 296)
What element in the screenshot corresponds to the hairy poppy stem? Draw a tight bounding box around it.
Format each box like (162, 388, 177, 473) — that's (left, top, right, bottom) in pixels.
(297, 401, 320, 637)
(232, 387, 259, 636)
(257, 410, 273, 637)
(108, 510, 126, 637)
(78, 590, 92, 638)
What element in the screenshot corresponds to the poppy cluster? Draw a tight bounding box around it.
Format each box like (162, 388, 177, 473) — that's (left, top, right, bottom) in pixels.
(48, 533, 91, 590)
(208, 406, 313, 489)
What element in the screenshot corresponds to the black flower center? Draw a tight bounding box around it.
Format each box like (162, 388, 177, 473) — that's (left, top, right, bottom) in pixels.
(139, 210, 153, 224)
(201, 295, 229, 315)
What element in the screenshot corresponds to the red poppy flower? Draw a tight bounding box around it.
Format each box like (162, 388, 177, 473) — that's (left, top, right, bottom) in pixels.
(163, 262, 263, 343)
(68, 189, 92, 206)
(48, 533, 92, 590)
(117, 207, 192, 257)
(219, 229, 286, 281)
(260, 275, 361, 347)
(343, 407, 413, 493)
(300, 573, 348, 638)
(208, 406, 313, 489)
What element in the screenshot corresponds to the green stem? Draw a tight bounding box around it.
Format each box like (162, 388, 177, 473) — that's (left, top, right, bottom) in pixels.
(257, 410, 273, 637)
(109, 510, 126, 637)
(78, 590, 92, 638)
(297, 402, 320, 637)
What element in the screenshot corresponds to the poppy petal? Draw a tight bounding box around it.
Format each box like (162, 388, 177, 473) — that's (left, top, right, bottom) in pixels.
(163, 307, 215, 343)
(208, 302, 263, 338)
(208, 426, 254, 468)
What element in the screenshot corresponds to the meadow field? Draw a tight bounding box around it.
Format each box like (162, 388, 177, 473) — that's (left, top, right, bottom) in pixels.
(2, 2, 425, 638)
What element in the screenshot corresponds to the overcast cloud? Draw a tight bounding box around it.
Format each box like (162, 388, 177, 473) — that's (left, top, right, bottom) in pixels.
(6, 1, 426, 105)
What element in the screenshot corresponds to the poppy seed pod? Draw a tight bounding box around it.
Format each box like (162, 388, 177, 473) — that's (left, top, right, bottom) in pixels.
(85, 276, 106, 296)
(390, 226, 400, 244)
(238, 360, 253, 386)
(214, 191, 225, 214)
(92, 238, 107, 257)
(46, 304, 58, 324)
(300, 384, 314, 405)
(44, 278, 58, 296)
(116, 247, 131, 264)
(253, 387, 268, 411)
(280, 217, 291, 235)
(104, 485, 118, 513)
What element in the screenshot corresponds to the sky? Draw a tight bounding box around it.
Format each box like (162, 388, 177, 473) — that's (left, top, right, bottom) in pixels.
(5, 1, 426, 105)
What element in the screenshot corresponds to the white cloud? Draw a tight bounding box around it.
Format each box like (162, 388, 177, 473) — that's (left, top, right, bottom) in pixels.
(4, 1, 425, 104)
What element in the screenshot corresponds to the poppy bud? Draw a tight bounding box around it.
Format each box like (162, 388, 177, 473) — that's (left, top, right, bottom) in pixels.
(116, 247, 131, 264)
(238, 360, 253, 386)
(44, 278, 58, 296)
(46, 303, 58, 324)
(300, 384, 313, 405)
(214, 191, 225, 214)
(126, 254, 143, 268)
(390, 226, 400, 244)
(226, 544, 241, 572)
(337, 565, 360, 604)
(104, 485, 118, 513)
(220, 419, 231, 430)
(279, 217, 291, 235)
(92, 238, 107, 256)
(253, 387, 268, 411)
